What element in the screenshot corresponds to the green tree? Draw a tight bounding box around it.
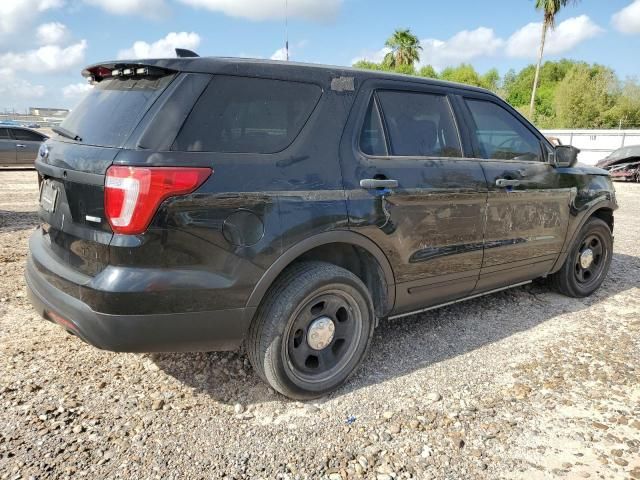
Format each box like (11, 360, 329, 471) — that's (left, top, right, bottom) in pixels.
(418, 65, 438, 79)
(554, 64, 617, 128)
(529, 0, 580, 117)
(438, 64, 500, 91)
(383, 29, 422, 69)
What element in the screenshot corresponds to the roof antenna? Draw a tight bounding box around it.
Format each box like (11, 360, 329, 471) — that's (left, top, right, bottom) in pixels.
(285, 0, 289, 61)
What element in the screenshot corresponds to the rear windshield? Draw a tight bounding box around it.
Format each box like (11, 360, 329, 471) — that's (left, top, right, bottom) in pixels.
(59, 75, 174, 148)
(172, 75, 322, 154)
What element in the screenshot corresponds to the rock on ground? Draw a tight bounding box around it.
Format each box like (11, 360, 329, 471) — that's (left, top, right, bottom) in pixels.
(1, 171, 639, 479)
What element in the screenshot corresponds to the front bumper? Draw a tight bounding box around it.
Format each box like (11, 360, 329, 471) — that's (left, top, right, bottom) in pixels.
(25, 252, 255, 353)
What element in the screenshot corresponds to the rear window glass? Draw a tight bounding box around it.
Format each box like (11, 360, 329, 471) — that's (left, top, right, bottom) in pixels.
(172, 76, 322, 153)
(59, 75, 174, 148)
(377, 90, 462, 158)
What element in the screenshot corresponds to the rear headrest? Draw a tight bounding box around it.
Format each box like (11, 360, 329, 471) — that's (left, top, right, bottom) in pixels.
(391, 115, 438, 156)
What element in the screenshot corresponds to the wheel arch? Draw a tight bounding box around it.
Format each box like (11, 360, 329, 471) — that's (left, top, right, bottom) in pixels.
(550, 199, 617, 274)
(246, 231, 396, 317)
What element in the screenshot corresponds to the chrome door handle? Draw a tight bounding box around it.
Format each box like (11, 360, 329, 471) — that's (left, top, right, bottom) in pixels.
(360, 178, 399, 189)
(16, 144, 26, 148)
(496, 178, 521, 188)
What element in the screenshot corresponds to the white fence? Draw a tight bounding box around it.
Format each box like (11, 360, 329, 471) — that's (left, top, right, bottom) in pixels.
(541, 129, 640, 165)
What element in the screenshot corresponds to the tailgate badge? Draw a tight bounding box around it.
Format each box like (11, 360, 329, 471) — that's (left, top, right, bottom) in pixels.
(85, 215, 102, 224)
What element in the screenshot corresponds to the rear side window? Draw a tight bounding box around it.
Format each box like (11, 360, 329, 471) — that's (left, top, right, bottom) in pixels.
(376, 90, 462, 157)
(11, 129, 44, 142)
(359, 97, 387, 156)
(465, 99, 542, 162)
(59, 75, 174, 148)
(173, 76, 322, 154)
(0, 128, 9, 139)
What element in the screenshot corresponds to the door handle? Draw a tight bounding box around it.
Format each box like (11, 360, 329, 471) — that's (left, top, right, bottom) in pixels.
(16, 144, 26, 148)
(360, 178, 399, 189)
(496, 178, 521, 188)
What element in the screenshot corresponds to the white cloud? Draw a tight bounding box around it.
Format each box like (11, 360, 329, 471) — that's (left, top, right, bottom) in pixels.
(36, 22, 69, 45)
(62, 82, 93, 99)
(117, 32, 201, 59)
(612, 0, 640, 34)
(178, 0, 341, 21)
(0, 0, 64, 40)
(82, 0, 169, 19)
(270, 47, 288, 61)
(421, 27, 504, 70)
(0, 69, 46, 104)
(0, 40, 87, 73)
(506, 15, 603, 58)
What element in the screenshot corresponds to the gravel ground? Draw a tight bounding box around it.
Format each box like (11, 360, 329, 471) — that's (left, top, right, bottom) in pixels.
(1, 170, 638, 480)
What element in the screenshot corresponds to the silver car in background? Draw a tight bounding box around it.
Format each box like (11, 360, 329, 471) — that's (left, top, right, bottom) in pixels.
(0, 126, 48, 168)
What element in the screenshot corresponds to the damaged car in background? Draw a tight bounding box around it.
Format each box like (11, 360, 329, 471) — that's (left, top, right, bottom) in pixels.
(596, 145, 640, 182)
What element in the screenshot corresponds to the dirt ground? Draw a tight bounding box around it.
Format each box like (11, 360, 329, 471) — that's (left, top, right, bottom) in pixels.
(0, 170, 638, 480)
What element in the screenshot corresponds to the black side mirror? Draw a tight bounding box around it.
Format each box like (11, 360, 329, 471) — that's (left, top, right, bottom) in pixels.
(551, 145, 580, 168)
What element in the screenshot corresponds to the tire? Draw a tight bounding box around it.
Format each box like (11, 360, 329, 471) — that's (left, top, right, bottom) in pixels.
(549, 217, 613, 298)
(246, 261, 376, 399)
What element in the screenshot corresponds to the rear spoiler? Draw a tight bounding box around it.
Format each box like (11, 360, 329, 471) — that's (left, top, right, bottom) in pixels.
(82, 63, 175, 84)
(82, 50, 199, 83)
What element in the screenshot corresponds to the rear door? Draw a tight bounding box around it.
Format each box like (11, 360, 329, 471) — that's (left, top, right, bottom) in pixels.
(11, 128, 46, 165)
(0, 128, 16, 165)
(458, 94, 571, 292)
(340, 80, 488, 316)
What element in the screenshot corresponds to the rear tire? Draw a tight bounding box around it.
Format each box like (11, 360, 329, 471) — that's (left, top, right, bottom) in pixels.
(549, 217, 613, 298)
(246, 261, 375, 399)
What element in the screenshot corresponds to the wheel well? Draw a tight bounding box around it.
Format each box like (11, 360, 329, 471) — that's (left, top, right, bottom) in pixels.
(293, 243, 390, 317)
(591, 208, 614, 233)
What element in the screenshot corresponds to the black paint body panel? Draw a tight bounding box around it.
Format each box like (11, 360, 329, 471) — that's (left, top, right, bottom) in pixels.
(26, 58, 617, 352)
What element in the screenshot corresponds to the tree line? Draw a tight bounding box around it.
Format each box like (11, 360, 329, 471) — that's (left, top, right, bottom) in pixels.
(353, 56, 640, 130)
(352, 1, 640, 130)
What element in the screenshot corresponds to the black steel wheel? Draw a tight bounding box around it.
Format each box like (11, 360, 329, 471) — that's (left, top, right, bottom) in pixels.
(285, 289, 363, 384)
(550, 217, 613, 297)
(573, 233, 606, 288)
(247, 261, 375, 399)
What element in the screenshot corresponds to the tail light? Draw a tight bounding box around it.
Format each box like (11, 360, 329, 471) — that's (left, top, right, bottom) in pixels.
(105, 166, 211, 235)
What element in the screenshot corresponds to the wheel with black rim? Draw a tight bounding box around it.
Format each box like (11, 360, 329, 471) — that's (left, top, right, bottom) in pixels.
(247, 261, 375, 399)
(550, 217, 613, 297)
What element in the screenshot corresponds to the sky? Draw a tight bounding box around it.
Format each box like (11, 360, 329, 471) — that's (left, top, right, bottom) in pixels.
(1, 0, 640, 111)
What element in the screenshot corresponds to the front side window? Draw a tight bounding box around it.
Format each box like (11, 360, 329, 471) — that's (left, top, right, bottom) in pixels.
(173, 76, 322, 154)
(0, 128, 9, 140)
(376, 90, 462, 157)
(465, 99, 542, 162)
(11, 129, 44, 142)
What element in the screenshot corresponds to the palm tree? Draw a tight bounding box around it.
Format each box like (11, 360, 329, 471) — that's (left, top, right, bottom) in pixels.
(383, 29, 422, 69)
(529, 0, 579, 117)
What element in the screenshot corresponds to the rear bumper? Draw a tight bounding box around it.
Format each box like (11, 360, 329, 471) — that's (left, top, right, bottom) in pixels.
(25, 253, 255, 353)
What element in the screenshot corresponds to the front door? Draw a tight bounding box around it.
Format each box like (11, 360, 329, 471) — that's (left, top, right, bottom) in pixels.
(340, 81, 488, 316)
(458, 95, 571, 292)
(11, 128, 45, 165)
(0, 128, 17, 165)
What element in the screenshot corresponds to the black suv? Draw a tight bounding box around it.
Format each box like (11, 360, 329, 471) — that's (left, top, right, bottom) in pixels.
(26, 57, 617, 399)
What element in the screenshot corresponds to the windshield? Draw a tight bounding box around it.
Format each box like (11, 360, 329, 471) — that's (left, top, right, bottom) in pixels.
(59, 74, 175, 148)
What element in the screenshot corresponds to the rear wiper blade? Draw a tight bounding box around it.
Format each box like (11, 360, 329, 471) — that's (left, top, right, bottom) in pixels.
(52, 126, 82, 142)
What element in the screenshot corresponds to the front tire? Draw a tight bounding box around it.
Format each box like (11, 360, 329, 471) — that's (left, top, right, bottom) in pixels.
(247, 262, 375, 399)
(550, 217, 613, 297)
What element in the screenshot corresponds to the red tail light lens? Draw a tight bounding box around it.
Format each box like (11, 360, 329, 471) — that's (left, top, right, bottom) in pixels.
(105, 166, 211, 235)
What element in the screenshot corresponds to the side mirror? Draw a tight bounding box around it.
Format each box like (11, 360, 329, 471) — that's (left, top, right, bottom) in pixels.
(551, 145, 580, 168)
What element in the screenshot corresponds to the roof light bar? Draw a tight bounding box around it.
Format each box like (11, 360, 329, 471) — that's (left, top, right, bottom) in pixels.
(135, 67, 148, 75)
(111, 69, 121, 76)
(123, 68, 133, 75)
